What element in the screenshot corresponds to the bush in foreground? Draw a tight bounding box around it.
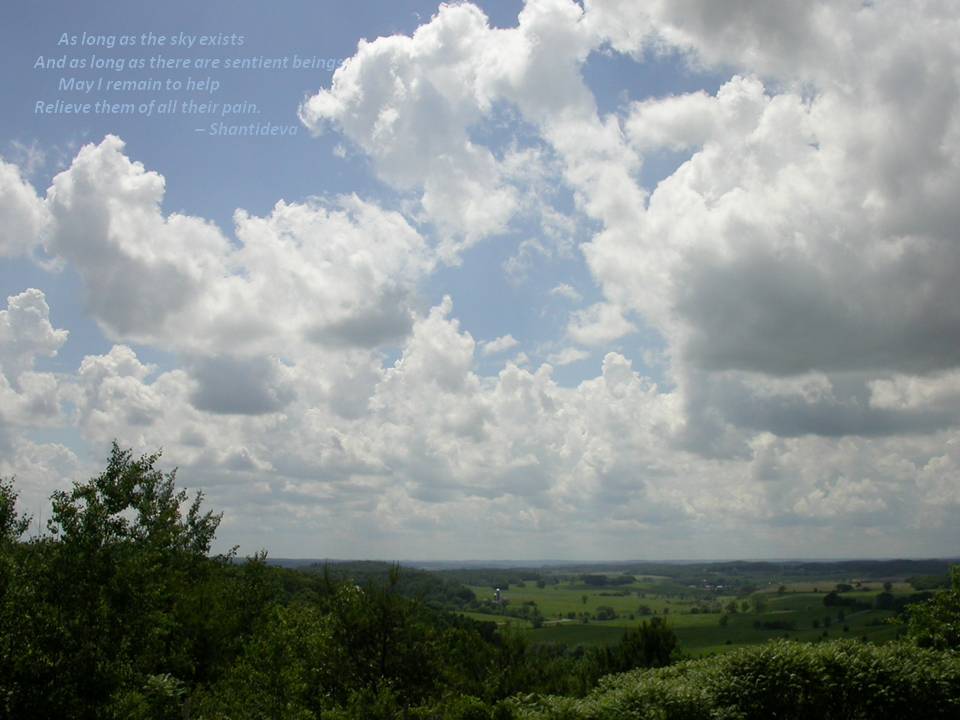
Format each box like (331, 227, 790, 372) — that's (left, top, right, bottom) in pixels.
(509, 639, 960, 720)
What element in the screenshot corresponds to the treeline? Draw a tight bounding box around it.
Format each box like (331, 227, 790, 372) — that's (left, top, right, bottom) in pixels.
(305, 560, 479, 611)
(443, 558, 957, 582)
(0, 445, 679, 720)
(436, 567, 551, 590)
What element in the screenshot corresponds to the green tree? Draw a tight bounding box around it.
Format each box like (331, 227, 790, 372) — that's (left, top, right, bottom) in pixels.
(1, 443, 226, 719)
(595, 605, 616, 621)
(0, 476, 32, 641)
(0, 477, 32, 544)
(907, 565, 960, 650)
(0, 477, 38, 715)
(48, 442, 221, 556)
(875, 591, 895, 610)
(587, 618, 677, 682)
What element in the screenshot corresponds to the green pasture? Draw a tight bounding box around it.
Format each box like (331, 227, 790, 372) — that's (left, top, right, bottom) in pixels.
(468, 582, 706, 621)
(466, 580, 910, 657)
(528, 623, 624, 647)
(457, 610, 532, 628)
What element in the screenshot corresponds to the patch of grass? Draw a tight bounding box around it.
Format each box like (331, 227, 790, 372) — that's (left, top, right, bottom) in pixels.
(466, 575, 909, 656)
(456, 611, 532, 628)
(527, 623, 625, 647)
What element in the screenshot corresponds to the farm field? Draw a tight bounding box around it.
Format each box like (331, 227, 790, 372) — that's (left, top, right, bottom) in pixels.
(467, 582, 683, 619)
(463, 576, 913, 656)
(458, 610, 532, 628)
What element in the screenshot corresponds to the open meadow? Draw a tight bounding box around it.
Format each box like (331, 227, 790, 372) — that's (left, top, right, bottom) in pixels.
(460, 571, 916, 655)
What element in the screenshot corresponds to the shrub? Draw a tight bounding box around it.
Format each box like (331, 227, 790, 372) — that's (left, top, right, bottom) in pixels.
(511, 640, 960, 720)
(908, 566, 960, 650)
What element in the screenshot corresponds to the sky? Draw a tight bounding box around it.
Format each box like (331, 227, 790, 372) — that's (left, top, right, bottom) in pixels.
(1, 0, 959, 561)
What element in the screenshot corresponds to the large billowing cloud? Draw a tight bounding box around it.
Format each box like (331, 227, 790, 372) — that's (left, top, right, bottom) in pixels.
(297, 0, 960, 551)
(0, 158, 49, 259)
(0, 289, 67, 383)
(616, 71, 960, 377)
(0, 290, 68, 432)
(43, 136, 432, 356)
(2, 1, 960, 557)
(576, 1, 960, 452)
(299, 0, 599, 259)
(299, 3, 517, 256)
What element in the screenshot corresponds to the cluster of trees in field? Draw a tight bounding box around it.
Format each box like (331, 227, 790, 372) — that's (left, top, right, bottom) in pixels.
(1, 444, 959, 719)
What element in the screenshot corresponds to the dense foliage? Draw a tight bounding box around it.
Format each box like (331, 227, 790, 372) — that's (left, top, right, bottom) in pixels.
(0, 446, 681, 719)
(510, 640, 960, 720)
(307, 560, 479, 611)
(1, 446, 958, 719)
(907, 566, 960, 651)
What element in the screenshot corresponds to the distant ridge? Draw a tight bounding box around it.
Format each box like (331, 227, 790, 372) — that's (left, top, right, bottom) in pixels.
(266, 557, 960, 575)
